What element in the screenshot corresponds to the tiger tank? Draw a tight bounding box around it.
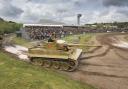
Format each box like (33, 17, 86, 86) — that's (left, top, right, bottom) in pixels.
(28, 39, 82, 71)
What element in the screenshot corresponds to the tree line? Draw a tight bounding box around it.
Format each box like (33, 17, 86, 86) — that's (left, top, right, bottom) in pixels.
(0, 18, 22, 34)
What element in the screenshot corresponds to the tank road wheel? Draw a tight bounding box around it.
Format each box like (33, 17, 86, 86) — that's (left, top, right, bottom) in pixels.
(32, 58, 43, 66)
(52, 61, 60, 69)
(43, 60, 52, 68)
(60, 61, 70, 71)
(68, 61, 78, 71)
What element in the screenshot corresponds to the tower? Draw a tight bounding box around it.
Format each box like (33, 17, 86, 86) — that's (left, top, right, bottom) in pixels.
(77, 14, 82, 25)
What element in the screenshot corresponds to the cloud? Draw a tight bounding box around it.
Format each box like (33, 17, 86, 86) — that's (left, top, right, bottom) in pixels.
(0, 0, 23, 18)
(88, 6, 128, 23)
(0, 0, 128, 24)
(116, 7, 128, 17)
(102, 0, 128, 7)
(28, 0, 70, 4)
(0, 5, 23, 18)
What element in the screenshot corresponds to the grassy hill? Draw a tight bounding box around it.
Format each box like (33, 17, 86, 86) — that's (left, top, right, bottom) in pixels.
(0, 18, 22, 34)
(0, 52, 96, 89)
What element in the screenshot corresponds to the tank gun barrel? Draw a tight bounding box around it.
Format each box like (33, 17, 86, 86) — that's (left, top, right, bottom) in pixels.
(63, 43, 102, 47)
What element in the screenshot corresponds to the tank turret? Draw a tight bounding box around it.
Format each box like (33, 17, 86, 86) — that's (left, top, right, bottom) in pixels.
(28, 39, 82, 71)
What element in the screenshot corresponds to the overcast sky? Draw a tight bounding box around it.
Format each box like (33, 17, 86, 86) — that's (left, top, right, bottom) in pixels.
(0, 0, 128, 24)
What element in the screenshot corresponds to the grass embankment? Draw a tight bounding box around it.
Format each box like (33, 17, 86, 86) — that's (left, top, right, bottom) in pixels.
(0, 52, 95, 89)
(0, 19, 22, 34)
(12, 37, 28, 45)
(12, 37, 33, 47)
(63, 34, 95, 52)
(63, 34, 93, 44)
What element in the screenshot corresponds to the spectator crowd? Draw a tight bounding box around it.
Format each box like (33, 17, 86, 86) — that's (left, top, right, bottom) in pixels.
(25, 26, 86, 40)
(24, 25, 128, 40)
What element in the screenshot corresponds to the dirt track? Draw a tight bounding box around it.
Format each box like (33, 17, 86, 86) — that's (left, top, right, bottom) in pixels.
(4, 33, 128, 89)
(64, 33, 128, 89)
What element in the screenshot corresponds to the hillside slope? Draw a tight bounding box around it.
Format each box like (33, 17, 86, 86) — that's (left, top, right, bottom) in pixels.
(0, 52, 95, 89)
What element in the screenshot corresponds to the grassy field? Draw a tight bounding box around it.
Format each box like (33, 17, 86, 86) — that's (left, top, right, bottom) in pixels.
(63, 34, 93, 44)
(12, 37, 28, 45)
(12, 37, 30, 46)
(63, 34, 96, 52)
(11, 36, 35, 48)
(0, 52, 95, 89)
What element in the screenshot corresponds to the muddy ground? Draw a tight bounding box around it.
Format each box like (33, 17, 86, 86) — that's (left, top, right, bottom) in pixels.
(4, 33, 128, 89)
(63, 33, 128, 89)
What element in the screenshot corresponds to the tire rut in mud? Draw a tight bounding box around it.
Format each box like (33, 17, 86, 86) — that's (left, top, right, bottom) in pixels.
(77, 69, 128, 79)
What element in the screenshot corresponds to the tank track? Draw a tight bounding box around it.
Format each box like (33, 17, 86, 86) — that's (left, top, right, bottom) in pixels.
(29, 57, 79, 72)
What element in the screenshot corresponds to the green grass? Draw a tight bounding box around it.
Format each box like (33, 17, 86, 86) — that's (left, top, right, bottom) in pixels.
(63, 34, 93, 44)
(12, 37, 33, 47)
(12, 37, 28, 45)
(63, 34, 95, 52)
(0, 52, 96, 89)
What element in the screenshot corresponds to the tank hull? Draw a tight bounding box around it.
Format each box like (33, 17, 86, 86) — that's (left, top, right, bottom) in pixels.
(28, 48, 82, 71)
